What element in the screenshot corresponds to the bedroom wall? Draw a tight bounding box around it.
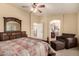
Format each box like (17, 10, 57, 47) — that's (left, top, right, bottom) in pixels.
(0, 3, 78, 42)
(63, 13, 77, 34)
(30, 13, 41, 36)
(40, 14, 64, 40)
(77, 13, 79, 45)
(0, 4, 40, 36)
(40, 13, 77, 40)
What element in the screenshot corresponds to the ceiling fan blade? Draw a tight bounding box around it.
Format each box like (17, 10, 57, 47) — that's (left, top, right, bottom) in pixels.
(22, 6, 28, 8)
(32, 3, 45, 8)
(38, 5, 45, 8)
(38, 9, 42, 13)
(32, 4, 36, 8)
(32, 3, 38, 8)
(33, 3, 37, 5)
(32, 3, 38, 7)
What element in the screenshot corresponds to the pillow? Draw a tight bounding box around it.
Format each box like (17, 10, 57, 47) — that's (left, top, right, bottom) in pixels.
(66, 38, 74, 43)
(62, 33, 75, 38)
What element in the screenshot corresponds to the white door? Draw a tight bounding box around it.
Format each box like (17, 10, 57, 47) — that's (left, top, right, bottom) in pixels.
(32, 23, 43, 39)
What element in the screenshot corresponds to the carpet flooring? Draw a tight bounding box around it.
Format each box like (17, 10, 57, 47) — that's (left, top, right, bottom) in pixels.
(56, 47, 79, 56)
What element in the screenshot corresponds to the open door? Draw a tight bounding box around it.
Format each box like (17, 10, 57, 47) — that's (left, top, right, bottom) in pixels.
(32, 23, 43, 39)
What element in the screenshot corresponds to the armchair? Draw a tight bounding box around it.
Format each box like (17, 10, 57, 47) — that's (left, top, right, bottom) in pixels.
(56, 33, 78, 49)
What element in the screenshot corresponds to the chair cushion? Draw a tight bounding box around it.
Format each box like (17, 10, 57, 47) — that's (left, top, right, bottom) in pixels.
(51, 40, 65, 51)
(66, 38, 74, 43)
(53, 41, 64, 45)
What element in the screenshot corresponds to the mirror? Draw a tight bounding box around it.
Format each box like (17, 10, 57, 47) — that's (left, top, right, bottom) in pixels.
(3, 17, 21, 32)
(6, 21, 20, 31)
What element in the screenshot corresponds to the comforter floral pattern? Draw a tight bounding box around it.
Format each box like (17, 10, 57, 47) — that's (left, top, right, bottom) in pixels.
(0, 37, 55, 56)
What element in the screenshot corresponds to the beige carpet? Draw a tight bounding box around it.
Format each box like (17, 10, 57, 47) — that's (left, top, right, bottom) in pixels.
(56, 47, 79, 56)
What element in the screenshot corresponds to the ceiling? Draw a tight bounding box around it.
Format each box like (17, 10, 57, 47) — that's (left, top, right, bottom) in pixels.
(14, 3, 79, 15)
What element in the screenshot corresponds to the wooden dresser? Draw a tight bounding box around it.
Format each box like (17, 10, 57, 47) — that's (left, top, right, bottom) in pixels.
(0, 31, 27, 41)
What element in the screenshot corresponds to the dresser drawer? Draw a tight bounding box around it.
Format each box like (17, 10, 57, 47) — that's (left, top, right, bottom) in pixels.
(0, 33, 9, 41)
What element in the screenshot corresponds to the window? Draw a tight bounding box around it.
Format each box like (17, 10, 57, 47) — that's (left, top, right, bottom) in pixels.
(50, 20, 60, 36)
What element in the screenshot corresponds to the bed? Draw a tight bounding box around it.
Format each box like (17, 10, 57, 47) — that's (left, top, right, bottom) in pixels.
(0, 31, 56, 56)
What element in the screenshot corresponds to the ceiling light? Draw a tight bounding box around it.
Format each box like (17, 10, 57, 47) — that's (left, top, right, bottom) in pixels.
(31, 8, 34, 11)
(33, 8, 37, 13)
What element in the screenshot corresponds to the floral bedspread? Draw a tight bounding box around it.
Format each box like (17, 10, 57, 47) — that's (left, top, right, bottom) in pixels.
(0, 37, 56, 56)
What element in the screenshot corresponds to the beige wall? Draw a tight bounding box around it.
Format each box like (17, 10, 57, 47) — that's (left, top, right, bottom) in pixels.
(63, 13, 77, 34)
(77, 13, 79, 44)
(40, 13, 78, 40)
(0, 4, 40, 36)
(0, 3, 78, 42)
(40, 14, 64, 40)
(30, 13, 41, 36)
(40, 15, 49, 40)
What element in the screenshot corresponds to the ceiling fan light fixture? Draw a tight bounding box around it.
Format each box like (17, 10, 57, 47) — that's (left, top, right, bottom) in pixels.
(33, 8, 37, 13)
(30, 3, 45, 13)
(31, 8, 34, 11)
(30, 7, 37, 13)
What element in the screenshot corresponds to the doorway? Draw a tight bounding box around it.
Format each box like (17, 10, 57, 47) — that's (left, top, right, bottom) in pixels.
(32, 23, 43, 39)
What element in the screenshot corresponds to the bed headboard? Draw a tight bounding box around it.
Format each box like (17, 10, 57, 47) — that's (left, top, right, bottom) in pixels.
(0, 31, 27, 41)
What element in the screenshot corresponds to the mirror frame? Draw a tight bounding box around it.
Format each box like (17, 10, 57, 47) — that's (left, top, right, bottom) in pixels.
(3, 17, 21, 32)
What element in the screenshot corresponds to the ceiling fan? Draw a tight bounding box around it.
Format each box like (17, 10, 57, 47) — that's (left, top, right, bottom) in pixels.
(31, 3, 45, 13)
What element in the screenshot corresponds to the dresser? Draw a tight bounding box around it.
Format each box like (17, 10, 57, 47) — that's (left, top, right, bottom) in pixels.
(0, 31, 27, 41)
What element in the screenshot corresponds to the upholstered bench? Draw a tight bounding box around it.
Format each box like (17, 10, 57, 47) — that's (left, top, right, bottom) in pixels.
(50, 40, 65, 51)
